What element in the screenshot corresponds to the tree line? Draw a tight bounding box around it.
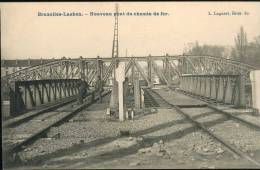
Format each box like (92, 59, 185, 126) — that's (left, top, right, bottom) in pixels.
(187, 26, 260, 68)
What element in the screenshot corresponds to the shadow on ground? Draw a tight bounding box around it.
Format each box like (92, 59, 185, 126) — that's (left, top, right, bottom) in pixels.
(6, 108, 239, 169)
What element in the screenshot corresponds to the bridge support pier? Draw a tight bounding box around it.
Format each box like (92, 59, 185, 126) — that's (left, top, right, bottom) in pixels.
(164, 54, 171, 86)
(79, 56, 86, 80)
(109, 58, 119, 114)
(96, 56, 103, 80)
(65, 61, 69, 79)
(115, 62, 126, 121)
(147, 55, 153, 88)
(237, 74, 246, 108)
(131, 60, 135, 85)
(134, 79, 141, 110)
(250, 70, 260, 113)
(85, 62, 89, 83)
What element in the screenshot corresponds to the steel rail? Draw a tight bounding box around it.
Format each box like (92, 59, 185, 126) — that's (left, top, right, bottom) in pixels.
(207, 104, 260, 131)
(175, 88, 223, 105)
(146, 89, 260, 167)
(172, 104, 260, 167)
(174, 88, 260, 130)
(4, 88, 96, 128)
(3, 96, 78, 128)
(143, 88, 160, 107)
(4, 90, 111, 162)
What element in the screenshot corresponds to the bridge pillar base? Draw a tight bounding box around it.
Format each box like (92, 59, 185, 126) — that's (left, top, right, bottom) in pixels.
(134, 79, 141, 109)
(250, 70, 260, 114)
(109, 80, 119, 115)
(236, 74, 246, 108)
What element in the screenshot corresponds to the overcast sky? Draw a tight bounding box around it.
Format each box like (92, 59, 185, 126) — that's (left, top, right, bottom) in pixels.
(1, 2, 260, 59)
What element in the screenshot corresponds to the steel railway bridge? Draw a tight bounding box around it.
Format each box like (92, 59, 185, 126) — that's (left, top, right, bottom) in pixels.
(1, 54, 258, 117)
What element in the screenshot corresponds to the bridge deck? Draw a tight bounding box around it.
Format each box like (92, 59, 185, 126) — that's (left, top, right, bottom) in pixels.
(152, 87, 207, 107)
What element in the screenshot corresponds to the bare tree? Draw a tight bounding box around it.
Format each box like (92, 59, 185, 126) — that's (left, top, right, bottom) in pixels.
(234, 26, 248, 61)
(254, 35, 260, 48)
(188, 41, 228, 58)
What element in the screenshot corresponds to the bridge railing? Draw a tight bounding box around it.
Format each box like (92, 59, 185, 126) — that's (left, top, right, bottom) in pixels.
(179, 74, 249, 107)
(9, 79, 81, 116)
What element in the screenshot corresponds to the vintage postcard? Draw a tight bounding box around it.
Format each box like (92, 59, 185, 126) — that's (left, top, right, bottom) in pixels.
(1, 1, 260, 169)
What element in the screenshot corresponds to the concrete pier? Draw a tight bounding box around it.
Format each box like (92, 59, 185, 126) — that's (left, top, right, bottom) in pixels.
(116, 62, 126, 121)
(250, 70, 260, 113)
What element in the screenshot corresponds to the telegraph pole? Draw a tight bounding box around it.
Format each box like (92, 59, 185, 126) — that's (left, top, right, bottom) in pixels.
(109, 4, 119, 114)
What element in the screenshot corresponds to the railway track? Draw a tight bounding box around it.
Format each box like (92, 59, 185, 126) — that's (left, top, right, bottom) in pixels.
(173, 88, 260, 130)
(144, 88, 260, 167)
(143, 88, 172, 108)
(3, 90, 111, 163)
(143, 88, 160, 107)
(3, 96, 78, 128)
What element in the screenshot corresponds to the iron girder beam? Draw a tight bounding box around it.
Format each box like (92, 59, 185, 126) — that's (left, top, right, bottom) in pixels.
(151, 60, 169, 85)
(133, 60, 149, 84)
(168, 60, 181, 77)
(103, 62, 114, 83)
(125, 58, 134, 75)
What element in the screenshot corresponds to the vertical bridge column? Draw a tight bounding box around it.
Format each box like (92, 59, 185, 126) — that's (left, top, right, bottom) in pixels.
(250, 70, 260, 113)
(115, 62, 125, 121)
(165, 54, 171, 86)
(79, 56, 85, 80)
(147, 55, 153, 87)
(131, 59, 135, 85)
(65, 61, 69, 79)
(238, 74, 246, 108)
(85, 62, 89, 83)
(109, 58, 119, 114)
(134, 79, 141, 110)
(96, 56, 103, 80)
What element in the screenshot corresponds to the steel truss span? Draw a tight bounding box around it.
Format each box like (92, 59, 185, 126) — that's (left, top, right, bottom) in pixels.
(2, 55, 257, 82)
(1, 55, 258, 109)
